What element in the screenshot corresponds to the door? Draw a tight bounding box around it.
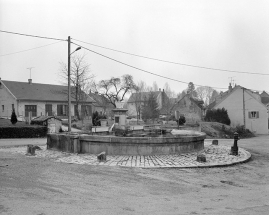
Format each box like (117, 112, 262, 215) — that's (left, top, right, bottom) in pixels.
(45, 104, 52, 116)
(25, 105, 37, 117)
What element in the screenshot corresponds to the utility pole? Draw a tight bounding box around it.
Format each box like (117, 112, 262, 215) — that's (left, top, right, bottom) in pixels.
(67, 37, 81, 132)
(242, 87, 246, 128)
(68, 36, 71, 132)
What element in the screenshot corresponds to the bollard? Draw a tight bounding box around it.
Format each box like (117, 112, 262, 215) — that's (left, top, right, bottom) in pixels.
(26, 144, 36, 156)
(197, 154, 206, 162)
(230, 132, 239, 155)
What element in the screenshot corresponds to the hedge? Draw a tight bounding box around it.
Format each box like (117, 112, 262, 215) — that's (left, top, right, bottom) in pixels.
(0, 126, 48, 138)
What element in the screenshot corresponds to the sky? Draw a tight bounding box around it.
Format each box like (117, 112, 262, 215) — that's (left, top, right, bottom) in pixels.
(1, 0, 269, 96)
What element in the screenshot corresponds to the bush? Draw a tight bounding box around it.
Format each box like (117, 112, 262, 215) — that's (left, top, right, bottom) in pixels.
(204, 108, 231, 125)
(10, 109, 18, 125)
(0, 126, 47, 138)
(92, 111, 107, 126)
(235, 125, 255, 138)
(178, 115, 186, 125)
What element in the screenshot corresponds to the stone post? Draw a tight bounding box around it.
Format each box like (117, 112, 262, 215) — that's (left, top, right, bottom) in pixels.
(230, 132, 239, 156)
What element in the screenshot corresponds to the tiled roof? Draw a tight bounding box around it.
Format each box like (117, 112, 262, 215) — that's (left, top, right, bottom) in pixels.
(1, 80, 95, 103)
(190, 97, 204, 109)
(88, 93, 114, 108)
(206, 85, 263, 109)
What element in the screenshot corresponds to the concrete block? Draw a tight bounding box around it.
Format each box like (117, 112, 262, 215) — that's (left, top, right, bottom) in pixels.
(97, 151, 106, 162)
(212, 140, 218, 145)
(197, 154, 206, 162)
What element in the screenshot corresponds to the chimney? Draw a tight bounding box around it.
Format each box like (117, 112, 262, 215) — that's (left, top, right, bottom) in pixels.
(228, 83, 232, 92)
(28, 79, 32, 84)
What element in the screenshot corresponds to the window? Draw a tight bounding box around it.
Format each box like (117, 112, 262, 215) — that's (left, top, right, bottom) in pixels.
(81, 105, 92, 117)
(45, 104, 53, 116)
(74, 105, 79, 117)
(249, 111, 259, 119)
(115, 116, 119, 123)
(25, 105, 37, 117)
(2, 105, 4, 112)
(57, 105, 68, 116)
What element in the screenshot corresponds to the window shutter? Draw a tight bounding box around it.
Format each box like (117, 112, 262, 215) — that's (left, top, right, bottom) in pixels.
(257, 111, 259, 118)
(248, 112, 251, 118)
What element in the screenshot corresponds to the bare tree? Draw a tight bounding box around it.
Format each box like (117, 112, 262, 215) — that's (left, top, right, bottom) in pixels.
(163, 82, 176, 98)
(161, 82, 176, 116)
(59, 54, 94, 119)
(196, 86, 214, 106)
(98, 74, 137, 108)
(209, 89, 219, 104)
(152, 81, 159, 91)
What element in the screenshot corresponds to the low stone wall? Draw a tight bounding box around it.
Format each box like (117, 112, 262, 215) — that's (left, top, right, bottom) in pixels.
(47, 131, 206, 156)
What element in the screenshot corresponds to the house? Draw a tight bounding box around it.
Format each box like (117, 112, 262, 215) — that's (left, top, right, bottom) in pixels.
(0, 79, 95, 120)
(260, 91, 269, 104)
(127, 89, 169, 118)
(170, 94, 204, 124)
(207, 84, 268, 134)
(88, 92, 114, 117)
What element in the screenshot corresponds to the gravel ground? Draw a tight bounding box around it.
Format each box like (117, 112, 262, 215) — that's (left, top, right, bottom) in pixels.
(0, 135, 269, 215)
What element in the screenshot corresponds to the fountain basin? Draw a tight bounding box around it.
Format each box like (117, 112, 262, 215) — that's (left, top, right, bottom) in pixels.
(47, 130, 206, 155)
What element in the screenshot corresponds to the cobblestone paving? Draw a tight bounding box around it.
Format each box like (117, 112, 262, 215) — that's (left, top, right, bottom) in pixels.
(0, 141, 251, 168)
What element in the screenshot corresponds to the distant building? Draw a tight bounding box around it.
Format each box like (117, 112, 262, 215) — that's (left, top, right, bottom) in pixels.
(260, 91, 269, 105)
(88, 92, 114, 117)
(0, 79, 95, 120)
(207, 84, 268, 134)
(170, 94, 204, 124)
(127, 89, 169, 118)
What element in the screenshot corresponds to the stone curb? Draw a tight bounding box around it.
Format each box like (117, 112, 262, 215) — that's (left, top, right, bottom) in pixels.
(0, 144, 252, 169)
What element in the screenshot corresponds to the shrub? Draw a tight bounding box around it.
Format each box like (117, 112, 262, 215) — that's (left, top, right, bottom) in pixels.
(10, 109, 18, 125)
(235, 125, 254, 138)
(0, 126, 47, 138)
(204, 108, 231, 125)
(178, 115, 186, 125)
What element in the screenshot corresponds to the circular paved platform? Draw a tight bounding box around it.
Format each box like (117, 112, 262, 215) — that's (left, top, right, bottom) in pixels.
(0, 141, 251, 168)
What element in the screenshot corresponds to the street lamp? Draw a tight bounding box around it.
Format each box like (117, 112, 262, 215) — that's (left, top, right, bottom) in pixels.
(68, 36, 81, 132)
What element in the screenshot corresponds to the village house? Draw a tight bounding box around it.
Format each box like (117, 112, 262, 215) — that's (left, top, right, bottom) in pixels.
(207, 84, 268, 134)
(127, 89, 169, 119)
(0, 79, 95, 121)
(170, 94, 204, 124)
(88, 91, 114, 117)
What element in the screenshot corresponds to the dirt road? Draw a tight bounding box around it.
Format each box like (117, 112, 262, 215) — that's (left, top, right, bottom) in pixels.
(0, 135, 269, 215)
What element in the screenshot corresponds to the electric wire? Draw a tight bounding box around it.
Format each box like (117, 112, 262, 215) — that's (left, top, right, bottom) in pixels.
(0, 41, 64, 57)
(72, 42, 228, 90)
(73, 38, 269, 76)
(0, 30, 66, 41)
(0, 29, 264, 92)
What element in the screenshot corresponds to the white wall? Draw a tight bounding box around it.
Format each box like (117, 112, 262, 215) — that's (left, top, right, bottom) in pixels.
(0, 85, 17, 118)
(17, 101, 77, 118)
(216, 88, 268, 134)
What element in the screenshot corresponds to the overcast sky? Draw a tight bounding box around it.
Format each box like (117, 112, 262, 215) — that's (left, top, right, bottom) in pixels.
(1, 0, 269, 95)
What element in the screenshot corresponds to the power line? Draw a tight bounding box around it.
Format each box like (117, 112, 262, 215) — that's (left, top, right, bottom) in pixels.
(72, 42, 228, 90)
(0, 30, 66, 41)
(0, 41, 63, 57)
(73, 38, 269, 76)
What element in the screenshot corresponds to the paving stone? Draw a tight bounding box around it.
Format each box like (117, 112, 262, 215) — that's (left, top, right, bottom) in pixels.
(0, 144, 251, 169)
